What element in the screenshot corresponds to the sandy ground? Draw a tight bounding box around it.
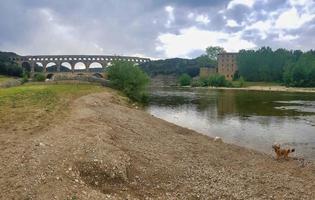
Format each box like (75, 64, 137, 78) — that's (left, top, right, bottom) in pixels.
(1, 91, 315, 200)
(210, 86, 315, 93)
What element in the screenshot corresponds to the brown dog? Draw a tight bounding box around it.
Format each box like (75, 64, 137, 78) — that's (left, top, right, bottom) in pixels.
(272, 144, 295, 160)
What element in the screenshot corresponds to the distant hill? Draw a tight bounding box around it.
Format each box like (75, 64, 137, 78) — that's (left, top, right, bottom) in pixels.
(0, 51, 23, 77)
(140, 56, 216, 77)
(0, 51, 20, 59)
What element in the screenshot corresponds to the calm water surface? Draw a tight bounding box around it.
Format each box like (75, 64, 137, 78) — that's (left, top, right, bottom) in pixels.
(146, 87, 315, 160)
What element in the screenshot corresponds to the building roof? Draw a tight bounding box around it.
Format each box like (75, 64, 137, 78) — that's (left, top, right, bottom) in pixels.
(217, 52, 238, 55)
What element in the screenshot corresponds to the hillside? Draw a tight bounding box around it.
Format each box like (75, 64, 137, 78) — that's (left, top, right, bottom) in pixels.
(140, 56, 216, 77)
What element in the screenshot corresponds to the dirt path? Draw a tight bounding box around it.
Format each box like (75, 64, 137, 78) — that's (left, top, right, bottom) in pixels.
(1, 91, 315, 200)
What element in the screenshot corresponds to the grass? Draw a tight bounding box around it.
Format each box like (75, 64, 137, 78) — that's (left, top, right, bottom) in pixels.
(0, 83, 105, 135)
(0, 75, 15, 83)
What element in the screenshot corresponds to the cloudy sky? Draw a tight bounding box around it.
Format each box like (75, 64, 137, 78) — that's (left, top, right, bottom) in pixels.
(0, 0, 314, 59)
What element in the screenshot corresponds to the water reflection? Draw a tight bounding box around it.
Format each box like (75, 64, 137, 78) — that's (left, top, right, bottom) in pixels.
(146, 87, 315, 160)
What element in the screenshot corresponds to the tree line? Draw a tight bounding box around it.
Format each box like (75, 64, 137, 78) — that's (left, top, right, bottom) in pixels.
(237, 47, 315, 87)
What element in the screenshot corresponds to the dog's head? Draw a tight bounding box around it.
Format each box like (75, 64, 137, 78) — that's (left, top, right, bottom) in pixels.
(272, 144, 280, 151)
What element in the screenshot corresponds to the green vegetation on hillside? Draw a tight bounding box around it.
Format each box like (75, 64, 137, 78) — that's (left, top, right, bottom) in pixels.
(0, 51, 23, 77)
(140, 46, 220, 78)
(108, 61, 150, 102)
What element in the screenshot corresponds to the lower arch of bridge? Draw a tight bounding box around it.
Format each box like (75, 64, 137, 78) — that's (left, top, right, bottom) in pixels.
(46, 73, 54, 79)
(74, 62, 86, 71)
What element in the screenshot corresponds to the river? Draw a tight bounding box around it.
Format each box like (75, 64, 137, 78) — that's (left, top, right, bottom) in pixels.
(146, 87, 315, 160)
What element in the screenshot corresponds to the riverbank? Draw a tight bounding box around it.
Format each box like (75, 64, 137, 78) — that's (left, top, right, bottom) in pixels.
(221, 85, 315, 93)
(1, 84, 315, 199)
(160, 85, 315, 93)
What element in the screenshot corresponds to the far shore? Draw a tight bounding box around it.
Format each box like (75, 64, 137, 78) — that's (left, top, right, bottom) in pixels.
(210, 85, 315, 93)
(152, 85, 315, 93)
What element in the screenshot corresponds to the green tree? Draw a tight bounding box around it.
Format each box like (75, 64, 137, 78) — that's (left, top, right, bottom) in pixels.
(178, 73, 191, 86)
(206, 46, 225, 60)
(195, 54, 216, 67)
(284, 51, 315, 87)
(107, 61, 150, 102)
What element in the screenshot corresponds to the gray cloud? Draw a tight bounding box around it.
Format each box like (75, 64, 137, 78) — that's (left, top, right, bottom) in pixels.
(0, 0, 314, 58)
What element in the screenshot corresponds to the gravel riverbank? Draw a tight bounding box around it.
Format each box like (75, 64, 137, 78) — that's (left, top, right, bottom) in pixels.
(1, 90, 315, 199)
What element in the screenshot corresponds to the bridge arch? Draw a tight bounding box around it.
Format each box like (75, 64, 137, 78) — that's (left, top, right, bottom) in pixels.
(46, 62, 57, 72)
(46, 73, 55, 80)
(89, 62, 103, 72)
(35, 62, 44, 72)
(60, 62, 72, 72)
(74, 62, 86, 72)
(106, 62, 112, 67)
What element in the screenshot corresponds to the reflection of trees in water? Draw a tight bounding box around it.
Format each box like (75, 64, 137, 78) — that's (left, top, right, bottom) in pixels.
(149, 88, 315, 123)
(148, 94, 191, 106)
(234, 91, 315, 117)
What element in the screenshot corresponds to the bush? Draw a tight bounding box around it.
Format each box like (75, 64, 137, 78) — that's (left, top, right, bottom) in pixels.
(107, 61, 150, 103)
(190, 79, 204, 87)
(178, 73, 191, 86)
(33, 73, 46, 82)
(239, 76, 245, 87)
(208, 74, 228, 87)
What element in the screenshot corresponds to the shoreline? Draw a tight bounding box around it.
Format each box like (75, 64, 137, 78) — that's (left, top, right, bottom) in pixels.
(1, 88, 315, 199)
(151, 85, 315, 93)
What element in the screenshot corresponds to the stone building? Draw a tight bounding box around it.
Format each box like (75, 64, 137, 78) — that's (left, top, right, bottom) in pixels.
(199, 67, 217, 77)
(217, 52, 238, 80)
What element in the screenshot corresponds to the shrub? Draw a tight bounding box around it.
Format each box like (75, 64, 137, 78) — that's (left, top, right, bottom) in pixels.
(21, 72, 29, 84)
(208, 74, 228, 87)
(107, 61, 150, 103)
(34, 73, 46, 82)
(199, 76, 211, 86)
(190, 79, 204, 87)
(178, 73, 191, 86)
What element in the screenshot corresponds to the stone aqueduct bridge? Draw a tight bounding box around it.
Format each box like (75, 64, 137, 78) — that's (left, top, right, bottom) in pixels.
(9, 55, 150, 74)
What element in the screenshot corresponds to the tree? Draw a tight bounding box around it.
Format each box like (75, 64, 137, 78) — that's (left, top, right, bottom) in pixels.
(206, 46, 225, 60)
(178, 74, 191, 86)
(284, 52, 315, 87)
(195, 55, 216, 67)
(107, 61, 150, 102)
